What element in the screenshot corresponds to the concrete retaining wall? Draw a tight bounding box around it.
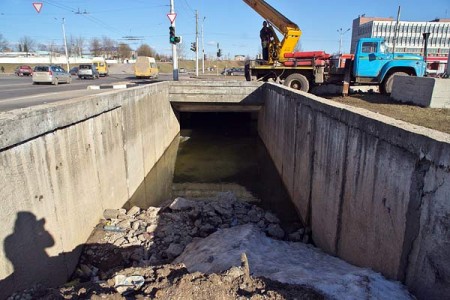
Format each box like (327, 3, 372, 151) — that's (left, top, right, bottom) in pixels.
(0, 83, 179, 298)
(258, 83, 450, 299)
(169, 81, 264, 112)
(391, 76, 450, 108)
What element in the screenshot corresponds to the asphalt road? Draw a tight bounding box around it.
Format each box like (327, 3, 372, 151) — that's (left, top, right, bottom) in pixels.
(0, 73, 171, 112)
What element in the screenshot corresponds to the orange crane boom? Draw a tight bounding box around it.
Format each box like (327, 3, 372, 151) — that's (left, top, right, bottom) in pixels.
(243, 0, 301, 62)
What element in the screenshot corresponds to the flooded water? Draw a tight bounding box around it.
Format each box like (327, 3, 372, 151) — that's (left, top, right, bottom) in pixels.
(125, 112, 301, 226)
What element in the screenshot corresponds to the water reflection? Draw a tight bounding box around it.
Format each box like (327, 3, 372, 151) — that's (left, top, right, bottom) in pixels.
(124, 136, 179, 210)
(125, 112, 301, 226)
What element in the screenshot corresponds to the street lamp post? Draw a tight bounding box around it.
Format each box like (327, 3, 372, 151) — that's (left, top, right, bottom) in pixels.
(201, 16, 206, 74)
(195, 10, 199, 77)
(55, 18, 70, 70)
(62, 18, 69, 71)
(170, 0, 178, 81)
(337, 28, 350, 54)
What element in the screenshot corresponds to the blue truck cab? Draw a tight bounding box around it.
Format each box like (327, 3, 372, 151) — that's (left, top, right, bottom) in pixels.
(353, 38, 426, 94)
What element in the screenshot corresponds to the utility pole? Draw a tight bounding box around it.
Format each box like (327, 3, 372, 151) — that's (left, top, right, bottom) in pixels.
(195, 10, 199, 77)
(202, 16, 206, 74)
(392, 6, 401, 54)
(62, 18, 69, 71)
(170, 0, 179, 81)
(337, 28, 350, 54)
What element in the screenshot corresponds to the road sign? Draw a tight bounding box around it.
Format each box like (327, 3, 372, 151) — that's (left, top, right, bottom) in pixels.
(32, 2, 43, 13)
(167, 13, 177, 24)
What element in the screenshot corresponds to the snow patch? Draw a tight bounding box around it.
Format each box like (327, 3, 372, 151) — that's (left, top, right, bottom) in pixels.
(174, 224, 413, 300)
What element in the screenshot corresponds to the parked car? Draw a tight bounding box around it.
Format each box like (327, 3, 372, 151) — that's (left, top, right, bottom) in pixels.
(227, 68, 245, 76)
(32, 65, 72, 85)
(15, 65, 33, 76)
(221, 67, 245, 76)
(78, 64, 99, 79)
(69, 66, 79, 75)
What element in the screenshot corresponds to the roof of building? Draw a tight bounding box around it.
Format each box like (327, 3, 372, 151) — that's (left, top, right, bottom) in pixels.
(430, 18, 450, 22)
(355, 16, 394, 25)
(355, 16, 450, 25)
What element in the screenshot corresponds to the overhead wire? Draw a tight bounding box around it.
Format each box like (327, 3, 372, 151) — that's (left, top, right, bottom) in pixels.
(41, 0, 124, 36)
(182, 0, 195, 14)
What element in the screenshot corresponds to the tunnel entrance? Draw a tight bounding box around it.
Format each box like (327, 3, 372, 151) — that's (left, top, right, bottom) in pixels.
(125, 111, 302, 229)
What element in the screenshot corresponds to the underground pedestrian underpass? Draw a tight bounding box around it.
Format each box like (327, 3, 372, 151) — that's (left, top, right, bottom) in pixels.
(0, 81, 449, 299)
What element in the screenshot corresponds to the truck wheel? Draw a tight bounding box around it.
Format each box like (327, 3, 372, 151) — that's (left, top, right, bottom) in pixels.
(284, 73, 309, 92)
(381, 72, 408, 95)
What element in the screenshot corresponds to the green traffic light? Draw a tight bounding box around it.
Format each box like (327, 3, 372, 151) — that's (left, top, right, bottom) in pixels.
(169, 26, 176, 44)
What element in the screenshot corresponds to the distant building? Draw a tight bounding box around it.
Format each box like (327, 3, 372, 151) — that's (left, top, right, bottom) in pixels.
(350, 16, 450, 58)
(448, 52, 450, 73)
(234, 55, 246, 61)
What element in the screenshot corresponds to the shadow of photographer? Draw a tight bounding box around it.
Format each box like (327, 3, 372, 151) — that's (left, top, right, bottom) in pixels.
(0, 212, 82, 299)
(0, 211, 144, 299)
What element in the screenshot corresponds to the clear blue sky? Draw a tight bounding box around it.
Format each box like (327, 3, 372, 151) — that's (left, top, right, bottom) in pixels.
(0, 0, 448, 58)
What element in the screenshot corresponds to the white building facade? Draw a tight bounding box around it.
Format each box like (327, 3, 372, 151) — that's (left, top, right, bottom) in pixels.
(351, 16, 450, 57)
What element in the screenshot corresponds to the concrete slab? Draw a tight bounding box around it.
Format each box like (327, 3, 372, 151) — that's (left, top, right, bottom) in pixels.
(280, 94, 298, 202)
(292, 104, 314, 225)
(310, 114, 348, 255)
(405, 166, 450, 299)
(338, 128, 416, 280)
(92, 109, 129, 210)
(391, 76, 450, 108)
(0, 82, 180, 297)
(258, 82, 450, 299)
(0, 138, 68, 297)
(169, 81, 264, 105)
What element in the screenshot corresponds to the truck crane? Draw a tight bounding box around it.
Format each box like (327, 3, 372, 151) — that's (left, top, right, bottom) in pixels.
(243, 0, 426, 94)
(242, 0, 301, 64)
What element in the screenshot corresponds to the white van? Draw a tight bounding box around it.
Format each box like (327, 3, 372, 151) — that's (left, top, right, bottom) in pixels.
(134, 56, 159, 79)
(92, 57, 109, 76)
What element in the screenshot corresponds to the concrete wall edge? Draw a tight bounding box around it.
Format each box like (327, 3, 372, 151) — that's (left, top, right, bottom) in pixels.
(264, 83, 450, 168)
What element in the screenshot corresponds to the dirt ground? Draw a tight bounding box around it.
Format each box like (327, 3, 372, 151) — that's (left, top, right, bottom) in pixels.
(325, 93, 450, 134)
(8, 199, 324, 300)
(13, 264, 323, 300)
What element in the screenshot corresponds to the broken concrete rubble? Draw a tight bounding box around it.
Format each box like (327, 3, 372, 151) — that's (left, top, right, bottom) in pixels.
(7, 193, 413, 299)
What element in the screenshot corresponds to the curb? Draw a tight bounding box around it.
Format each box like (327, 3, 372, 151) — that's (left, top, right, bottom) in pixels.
(87, 83, 137, 90)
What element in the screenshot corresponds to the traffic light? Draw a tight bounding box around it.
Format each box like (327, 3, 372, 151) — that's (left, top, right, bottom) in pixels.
(190, 42, 197, 52)
(169, 26, 176, 44)
(217, 49, 222, 58)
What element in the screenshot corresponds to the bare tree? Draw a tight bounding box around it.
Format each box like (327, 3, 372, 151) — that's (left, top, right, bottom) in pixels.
(18, 36, 36, 55)
(0, 34, 8, 51)
(37, 43, 48, 51)
(90, 38, 102, 56)
(67, 35, 77, 57)
(102, 36, 117, 58)
(176, 42, 186, 60)
(74, 36, 85, 57)
(136, 44, 156, 57)
(48, 41, 56, 63)
(159, 54, 171, 62)
(118, 43, 132, 60)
